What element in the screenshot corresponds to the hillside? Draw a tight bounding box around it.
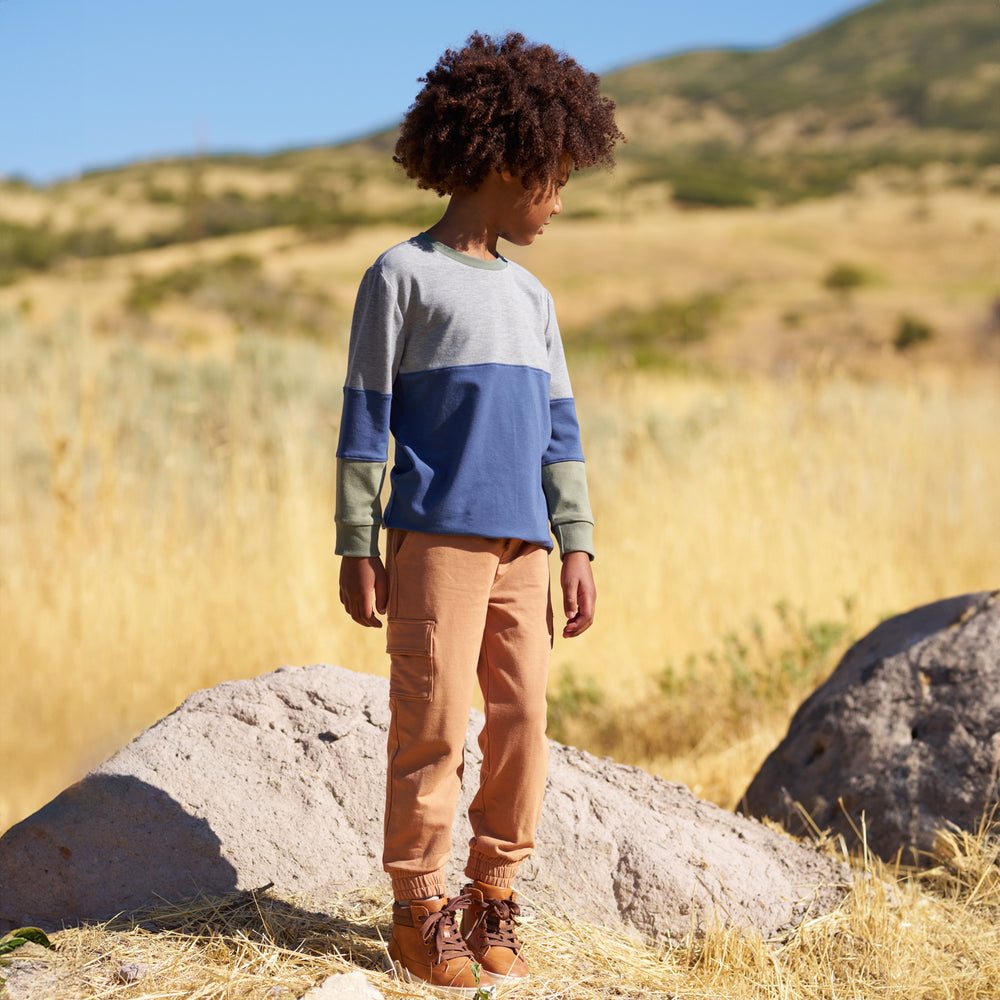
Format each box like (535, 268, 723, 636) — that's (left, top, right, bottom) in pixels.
(609, 0, 1000, 130)
(2, 0, 999, 279)
(0, 0, 997, 377)
(605, 0, 1000, 204)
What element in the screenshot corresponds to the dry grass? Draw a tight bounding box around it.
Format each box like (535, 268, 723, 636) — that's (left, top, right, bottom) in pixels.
(556, 363, 1000, 803)
(3, 821, 998, 998)
(2, 172, 999, 999)
(2, 290, 999, 830)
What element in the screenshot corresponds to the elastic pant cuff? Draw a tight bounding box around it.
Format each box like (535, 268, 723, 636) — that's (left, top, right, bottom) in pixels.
(390, 871, 447, 902)
(464, 855, 519, 890)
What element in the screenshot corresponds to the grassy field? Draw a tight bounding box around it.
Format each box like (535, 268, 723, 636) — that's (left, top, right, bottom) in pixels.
(2, 178, 999, 828)
(2, 303, 997, 831)
(1, 173, 999, 998)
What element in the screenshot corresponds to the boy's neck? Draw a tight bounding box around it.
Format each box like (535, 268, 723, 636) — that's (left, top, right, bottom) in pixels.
(425, 183, 504, 261)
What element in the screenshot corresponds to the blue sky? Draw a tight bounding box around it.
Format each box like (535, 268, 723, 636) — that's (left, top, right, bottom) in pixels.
(1, 0, 864, 184)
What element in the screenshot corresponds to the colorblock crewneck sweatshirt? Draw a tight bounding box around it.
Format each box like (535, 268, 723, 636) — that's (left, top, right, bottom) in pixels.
(335, 233, 594, 558)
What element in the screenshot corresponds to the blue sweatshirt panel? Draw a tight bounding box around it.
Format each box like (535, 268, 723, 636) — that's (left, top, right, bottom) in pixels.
(337, 387, 392, 460)
(381, 363, 554, 546)
(544, 397, 586, 466)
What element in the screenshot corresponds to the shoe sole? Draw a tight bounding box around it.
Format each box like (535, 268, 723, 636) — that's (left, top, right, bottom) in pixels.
(484, 970, 528, 984)
(382, 954, 496, 997)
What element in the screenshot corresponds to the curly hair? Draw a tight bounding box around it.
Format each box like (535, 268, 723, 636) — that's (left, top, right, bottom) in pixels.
(394, 32, 625, 196)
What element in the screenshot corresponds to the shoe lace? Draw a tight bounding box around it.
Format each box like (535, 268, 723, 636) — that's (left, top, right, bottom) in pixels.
(476, 896, 522, 950)
(420, 897, 475, 965)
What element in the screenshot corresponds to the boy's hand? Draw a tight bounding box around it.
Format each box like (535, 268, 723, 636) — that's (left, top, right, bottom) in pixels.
(560, 550, 596, 638)
(339, 555, 388, 627)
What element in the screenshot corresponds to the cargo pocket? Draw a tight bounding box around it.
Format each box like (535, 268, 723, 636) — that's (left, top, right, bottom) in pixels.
(386, 618, 435, 701)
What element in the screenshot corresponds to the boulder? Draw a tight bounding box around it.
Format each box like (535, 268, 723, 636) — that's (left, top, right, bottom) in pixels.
(1, 663, 851, 941)
(742, 591, 1000, 864)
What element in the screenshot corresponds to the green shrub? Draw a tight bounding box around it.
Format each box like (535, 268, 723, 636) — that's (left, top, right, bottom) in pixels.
(0, 217, 136, 278)
(546, 667, 602, 746)
(682, 600, 853, 710)
(894, 314, 935, 351)
(545, 600, 857, 770)
(670, 168, 758, 208)
(823, 262, 870, 297)
(145, 183, 181, 204)
(566, 292, 724, 369)
(125, 264, 207, 314)
(0, 219, 60, 276)
(121, 252, 340, 339)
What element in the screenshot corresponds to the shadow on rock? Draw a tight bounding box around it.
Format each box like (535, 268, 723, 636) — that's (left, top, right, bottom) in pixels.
(0, 773, 238, 932)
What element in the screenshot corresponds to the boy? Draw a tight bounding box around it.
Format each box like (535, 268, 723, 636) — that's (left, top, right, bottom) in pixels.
(336, 31, 623, 995)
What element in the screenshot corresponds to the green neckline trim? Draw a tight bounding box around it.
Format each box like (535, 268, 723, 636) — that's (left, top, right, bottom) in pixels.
(420, 233, 508, 270)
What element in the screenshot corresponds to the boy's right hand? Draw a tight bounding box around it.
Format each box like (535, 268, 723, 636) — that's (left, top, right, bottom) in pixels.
(339, 556, 388, 627)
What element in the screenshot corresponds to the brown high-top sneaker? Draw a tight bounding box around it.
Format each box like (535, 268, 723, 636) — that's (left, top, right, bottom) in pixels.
(384, 895, 497, 996)
(460, 881, 529, 982)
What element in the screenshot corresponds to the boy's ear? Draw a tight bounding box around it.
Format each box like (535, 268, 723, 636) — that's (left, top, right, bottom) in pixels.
(499, 165, 516, 182)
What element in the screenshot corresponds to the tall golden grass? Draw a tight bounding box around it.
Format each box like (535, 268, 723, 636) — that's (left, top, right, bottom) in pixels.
(570, 361, 1000, 801)
(2, 307, 998, 834)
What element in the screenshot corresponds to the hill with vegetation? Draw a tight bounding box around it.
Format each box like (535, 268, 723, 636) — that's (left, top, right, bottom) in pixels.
(1, 0, 998, 283)
(606, 0, 1000, 204)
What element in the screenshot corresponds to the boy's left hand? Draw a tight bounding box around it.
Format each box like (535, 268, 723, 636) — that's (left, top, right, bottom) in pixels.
(560, 550, 596, 638)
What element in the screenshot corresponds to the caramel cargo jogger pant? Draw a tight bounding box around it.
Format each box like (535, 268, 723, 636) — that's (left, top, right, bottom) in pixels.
(383, 529, 554, 901)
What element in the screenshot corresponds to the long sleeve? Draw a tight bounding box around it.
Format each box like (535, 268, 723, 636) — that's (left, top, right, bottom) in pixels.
(335, 264, 403, 556)
(540, 295, 595, 559)
(542, 460, 594, 558)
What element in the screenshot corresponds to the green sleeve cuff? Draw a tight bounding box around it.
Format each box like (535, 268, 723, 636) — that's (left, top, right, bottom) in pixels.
(551, 520, 595, 560)
(335, 522, 382, 557)
(335, 458, 385, 557)
(542, 460, 595, 559)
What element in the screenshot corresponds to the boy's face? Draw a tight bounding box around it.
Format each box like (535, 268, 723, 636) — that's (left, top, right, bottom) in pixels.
(497, 154, 572, 248)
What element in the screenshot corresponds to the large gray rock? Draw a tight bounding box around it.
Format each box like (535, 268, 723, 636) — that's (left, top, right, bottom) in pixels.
(742, 591, 1000, 864)
(0, 663, 850, 941)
